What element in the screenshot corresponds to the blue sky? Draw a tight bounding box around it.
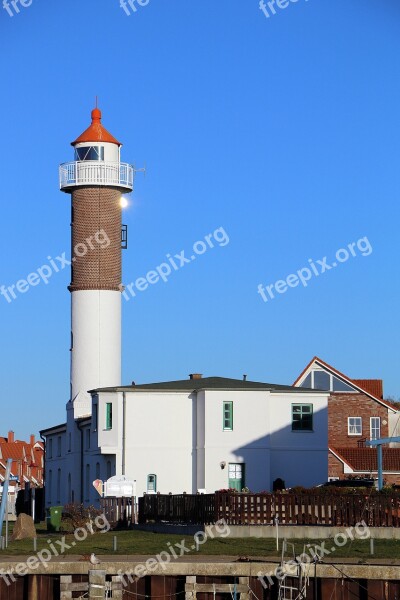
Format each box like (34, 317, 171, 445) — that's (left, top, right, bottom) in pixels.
(0, 0, 399, 439)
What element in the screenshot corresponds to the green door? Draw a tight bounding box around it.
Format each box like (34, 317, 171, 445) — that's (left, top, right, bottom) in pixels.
(228, 463, 244, 491)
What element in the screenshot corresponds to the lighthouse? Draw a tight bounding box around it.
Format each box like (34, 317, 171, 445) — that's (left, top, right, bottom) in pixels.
(59, 107, 133, 418)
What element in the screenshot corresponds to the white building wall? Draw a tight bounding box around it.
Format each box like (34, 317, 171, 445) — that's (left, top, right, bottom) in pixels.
(201, 390, 272, 492)
(94, 387, 329, 497)
(268, 392, 328, 487)
(98, 390, 194, 495)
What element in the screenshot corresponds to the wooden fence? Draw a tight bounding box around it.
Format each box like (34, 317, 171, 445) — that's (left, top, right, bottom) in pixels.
(137, 492, 400, 528)
(101, 496, 136, 527)
(138, 493, 216, 524)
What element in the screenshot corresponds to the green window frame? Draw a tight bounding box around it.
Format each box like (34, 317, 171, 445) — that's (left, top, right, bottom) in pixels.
(223, 401, 233, 431)
(105, 403, 113, 430)
(292, 404, 313, 431)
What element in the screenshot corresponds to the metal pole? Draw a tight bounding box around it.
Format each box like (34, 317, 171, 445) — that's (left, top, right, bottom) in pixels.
(378, 444, 383, 491)
(275, 516, 279, 551)
(32, 487, 36, 523)
(0, 459, 12, 538)
(5, 497, 8, 548)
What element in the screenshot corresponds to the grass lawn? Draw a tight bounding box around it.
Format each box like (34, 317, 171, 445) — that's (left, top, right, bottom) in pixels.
(0, 523, 399, 560)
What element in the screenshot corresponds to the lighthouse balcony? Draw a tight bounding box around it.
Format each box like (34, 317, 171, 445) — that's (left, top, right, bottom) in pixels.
(59, 161, 134, 192)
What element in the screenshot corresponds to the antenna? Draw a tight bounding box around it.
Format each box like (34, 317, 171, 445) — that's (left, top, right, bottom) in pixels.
(95, 95, 98, 108)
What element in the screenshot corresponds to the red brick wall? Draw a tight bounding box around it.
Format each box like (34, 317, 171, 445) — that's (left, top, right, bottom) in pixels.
(328, 451, 344, 478)
(328, 393, 389, 448)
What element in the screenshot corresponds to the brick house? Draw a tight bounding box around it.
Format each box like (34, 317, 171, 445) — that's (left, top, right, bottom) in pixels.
(293, 357, 400, 485)
(0, 431, 44, 490)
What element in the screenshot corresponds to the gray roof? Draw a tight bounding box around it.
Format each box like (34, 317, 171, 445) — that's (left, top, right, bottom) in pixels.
(91, 376, 321, 394)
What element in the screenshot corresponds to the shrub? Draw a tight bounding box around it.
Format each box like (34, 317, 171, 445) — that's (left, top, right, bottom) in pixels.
(61, 503, 103, 532)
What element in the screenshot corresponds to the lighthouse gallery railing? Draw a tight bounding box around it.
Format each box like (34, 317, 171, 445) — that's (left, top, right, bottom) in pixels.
(59, 161, 134, 190)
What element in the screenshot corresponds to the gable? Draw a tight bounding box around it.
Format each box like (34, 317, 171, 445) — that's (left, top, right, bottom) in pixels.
(294, 357, 396, 413)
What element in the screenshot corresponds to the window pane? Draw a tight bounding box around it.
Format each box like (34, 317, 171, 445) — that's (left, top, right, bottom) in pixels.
(313, 371, 330, 390)
(370, 417, 380, 440)
(348, 417, 362, 435)
(292, 405, 313, 431)
(300, 373, 312, 388)
(75, 146, 104, 161)
(332, 376, 354, 392)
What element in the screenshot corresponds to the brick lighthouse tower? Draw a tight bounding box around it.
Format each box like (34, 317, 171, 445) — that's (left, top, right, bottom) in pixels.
(59, 107, 133, 418)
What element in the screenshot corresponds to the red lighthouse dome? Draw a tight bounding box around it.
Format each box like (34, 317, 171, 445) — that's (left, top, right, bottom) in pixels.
(72, 107, 122, 146)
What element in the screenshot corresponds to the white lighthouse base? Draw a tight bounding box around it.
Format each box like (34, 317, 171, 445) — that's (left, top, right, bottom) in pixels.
(71, 290, 121, 418)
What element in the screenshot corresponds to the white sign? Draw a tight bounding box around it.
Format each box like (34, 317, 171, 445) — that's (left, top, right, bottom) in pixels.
(104, 476, 136, 498)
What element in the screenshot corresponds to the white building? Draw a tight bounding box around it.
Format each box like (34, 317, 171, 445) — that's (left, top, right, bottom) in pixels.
(43, 374, 329, 507)
(40, 108, 329, 508)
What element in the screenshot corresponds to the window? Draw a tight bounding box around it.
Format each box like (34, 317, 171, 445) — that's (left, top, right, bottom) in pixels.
(57, 436, 62, 457)
(48, 469, 52, 504)
(86, 429, 91, 450)
(292, 404, 313, 431)
(348, 417, 362, 435)
(105, 403, 113, 430)
(96, 462, 101, 479)
(93, 404, 98, 431)
(223, 402, 233, 431)
(85, 464, 90, 501)
(313, 371, 330, 390)
(300, 373, 312, 388)
(370, 417, 381, 441)
(106, 460, 112, 480)
(68, 433, 71, 453)
(74, 146, 104, 161)
(48, 438, 53, 459)
(57, 469, 61, 503)
(332, 375, 354, 392)
(300, 370, 355, 392)
(147, 474, 157, 493)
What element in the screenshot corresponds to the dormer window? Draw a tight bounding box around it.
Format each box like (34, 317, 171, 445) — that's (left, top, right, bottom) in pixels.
(74, 146, 104, 161)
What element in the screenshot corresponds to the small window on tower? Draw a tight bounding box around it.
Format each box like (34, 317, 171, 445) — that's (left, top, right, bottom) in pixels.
(75, 146, 104, 161)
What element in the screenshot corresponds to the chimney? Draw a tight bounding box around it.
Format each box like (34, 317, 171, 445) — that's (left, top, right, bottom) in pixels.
(189, 374, 203, 380)
(30, 434, 35, 446)
(8, 431, 14, 444)
(243, 374, 247, 381)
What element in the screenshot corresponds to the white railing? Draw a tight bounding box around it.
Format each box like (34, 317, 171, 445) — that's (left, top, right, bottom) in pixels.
(59, 161, 134, 191)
